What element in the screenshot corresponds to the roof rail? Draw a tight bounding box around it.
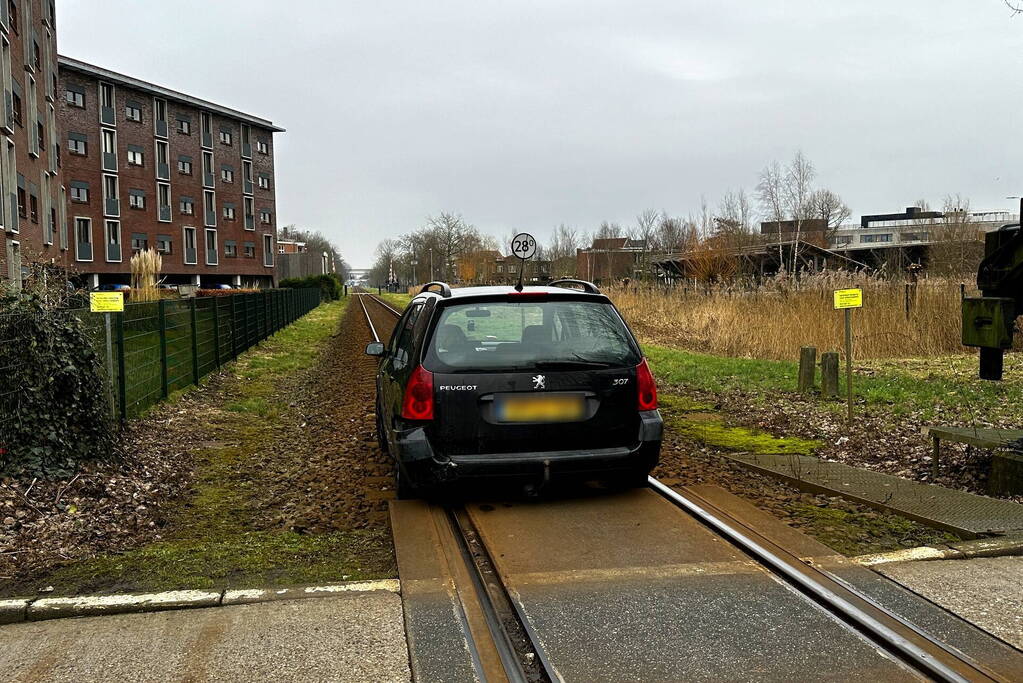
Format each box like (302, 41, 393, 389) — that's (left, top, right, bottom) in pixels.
(419, 281, 453, 297)
(549, 279, 601, 294)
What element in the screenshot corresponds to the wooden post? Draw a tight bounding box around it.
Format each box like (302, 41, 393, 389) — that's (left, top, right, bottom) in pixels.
(932, 433, 941, 478)
(904, 283, 911, 320)
(844, 308, 854, 425)
(821, 352, 839, 398)
(798, 346, 817, 392)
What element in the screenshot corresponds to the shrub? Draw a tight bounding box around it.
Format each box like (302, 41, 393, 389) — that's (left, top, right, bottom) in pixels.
(0, 293, 119, 478)
(279, 274, 343, 301)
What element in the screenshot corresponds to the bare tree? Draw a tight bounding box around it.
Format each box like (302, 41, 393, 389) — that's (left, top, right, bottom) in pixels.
(757, 160, 786, 266)
(783, 151, 816, 271)
(546, 224, 580, 278)
(632, 209, 660, 280)
(807, 188, 851, 246)
(931, 194, 984, 275)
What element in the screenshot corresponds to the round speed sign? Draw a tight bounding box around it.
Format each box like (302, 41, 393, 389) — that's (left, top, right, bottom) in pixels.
(511, 232, 537, 260)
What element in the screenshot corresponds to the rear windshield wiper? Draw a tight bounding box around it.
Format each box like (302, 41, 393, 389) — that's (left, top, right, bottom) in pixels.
(533, 359, 617, 369)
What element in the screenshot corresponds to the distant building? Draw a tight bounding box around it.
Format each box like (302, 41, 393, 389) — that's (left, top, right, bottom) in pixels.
(59, 56, 284, 289)
(1, 2, 64, 288)
(276, 239, 336, 280)
(456, 250, 551, 285)
(575, 237, 647, 283)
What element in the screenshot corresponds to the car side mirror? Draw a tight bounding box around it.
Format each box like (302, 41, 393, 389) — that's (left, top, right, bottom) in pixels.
(365, 342, 385, 357)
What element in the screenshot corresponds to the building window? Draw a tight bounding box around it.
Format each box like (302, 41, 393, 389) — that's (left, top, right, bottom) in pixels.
(131, 233, 148, 252)
(75, 217, 92, 261)
(179, 197, 194, 215)
(158, 183, 171, 221)
(263, 234, 273, 266)
(68, 136, 86, 155)
(223, 205, 235, 220)
(260, 209, 271, 224)
(156, 234, 172, 254)
(29, 193, 37, 223)
(65, 89, 84, 108)
(12, 91, 21, 126)
(100, 82, 113, 108)
(205, 228, 218, 265)
(219, 130, 232, 145)
(224, 240, 237, 258)
(183, 226, 197, 265)
(102, 129, 116, 157)
(153, 98, 166, 131)
(105, 220, 121, 262)
(177, 118, 190, 134)
(127, 148, 143, 166)
(125, 103, 141, 122)
(244, 197, 254, 228)
(70, 185, 88, 203)
(861, 233, 892, 244)
(9, 0, 18, 35)
(256, 140, 269, 154)
(243, 241, 255, 258)
(16, 185, 25, 218)
(204, 190, 216, 226)
(178, 158, 192, 175)
(257, 175, 269, 189)
(221, 167, 233, 182)
(129, 191, 145, 209)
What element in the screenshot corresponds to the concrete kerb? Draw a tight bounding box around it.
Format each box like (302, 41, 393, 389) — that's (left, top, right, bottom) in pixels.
(853, 534, 1023, 567)
(0, 579, 400, 625)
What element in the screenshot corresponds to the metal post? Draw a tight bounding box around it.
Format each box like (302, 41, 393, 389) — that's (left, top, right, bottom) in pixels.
(158, 299, 169, 398)
(844, 308, 853, 425)
(212, 297, 221, 368)
(115, 311, 127, 421)
(190, 297, 199, 385)
(104, 312, 115, 418)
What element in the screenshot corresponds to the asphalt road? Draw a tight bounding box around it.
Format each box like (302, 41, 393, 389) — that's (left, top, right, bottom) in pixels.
(1, 591, 410, 682)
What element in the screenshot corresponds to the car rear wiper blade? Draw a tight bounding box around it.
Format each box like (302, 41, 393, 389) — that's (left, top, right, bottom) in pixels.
(533, 359, 616, 369)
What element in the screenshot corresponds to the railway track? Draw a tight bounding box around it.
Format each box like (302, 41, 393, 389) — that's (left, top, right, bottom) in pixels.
(356, 291, 1023, 682)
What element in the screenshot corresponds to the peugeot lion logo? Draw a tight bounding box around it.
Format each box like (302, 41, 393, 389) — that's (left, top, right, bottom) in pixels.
(532, 374, 546, 390)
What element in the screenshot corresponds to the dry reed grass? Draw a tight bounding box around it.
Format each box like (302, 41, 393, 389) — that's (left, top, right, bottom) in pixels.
(608, 272, 979, 361)
(130, 248, 162, 303)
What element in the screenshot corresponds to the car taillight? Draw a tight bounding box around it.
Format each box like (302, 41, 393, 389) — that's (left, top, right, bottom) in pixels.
(636, 358, 658, 411)
(401, 365, 435, 420)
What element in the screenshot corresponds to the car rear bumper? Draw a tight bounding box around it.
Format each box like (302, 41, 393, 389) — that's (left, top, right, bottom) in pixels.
(393, 410, 662, 488)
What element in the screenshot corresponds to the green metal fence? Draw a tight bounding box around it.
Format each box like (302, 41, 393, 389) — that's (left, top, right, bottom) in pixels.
(76, 288, 322, 420)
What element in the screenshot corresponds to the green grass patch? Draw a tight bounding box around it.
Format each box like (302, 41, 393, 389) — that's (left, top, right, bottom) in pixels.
(377, 292, 412, 310)
(645, 344, 1023, 421)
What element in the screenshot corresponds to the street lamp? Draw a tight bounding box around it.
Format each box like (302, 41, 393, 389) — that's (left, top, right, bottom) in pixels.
(411, 258, 418, 285)
(429, 248, 434, 281)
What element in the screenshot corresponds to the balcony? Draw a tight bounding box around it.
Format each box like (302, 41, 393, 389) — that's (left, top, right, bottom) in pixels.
(201, 131, 212, 148)
(207, 248, 218, 265)
(157, 162, 169, 180)
(102, 152, 117, 172)
(100, 106, 115, 126)
(204, 207, 216, 228)
(155, 119, 168, 138)
(243, 179, 253, 195)
(105, 197, 119, 217)
(184, 247, 197, 265)
(203, 172, 215, 188)
(242, 142, 251, 158)
(3, 91, 12, 133)
(245, 214, 254, 230)
(76, 241, 92, 261)
(159, 205, 171, 222)
(106, 242, 121, 262)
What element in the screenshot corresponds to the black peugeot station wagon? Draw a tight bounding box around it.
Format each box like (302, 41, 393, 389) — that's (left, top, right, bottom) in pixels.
(365, 280, 662, 498)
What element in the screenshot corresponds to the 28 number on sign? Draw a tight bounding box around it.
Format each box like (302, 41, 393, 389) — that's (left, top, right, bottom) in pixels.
(511, 232, 537, 260)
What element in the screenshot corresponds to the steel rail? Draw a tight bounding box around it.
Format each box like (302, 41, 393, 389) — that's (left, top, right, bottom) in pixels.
(356, 293, 382, 343)
(648, 476, 992, 683)
(359, 290, 403, 318)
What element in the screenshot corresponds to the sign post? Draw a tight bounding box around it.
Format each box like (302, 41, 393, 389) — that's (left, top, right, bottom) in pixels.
(833, 288, 862, 425)
(91, 292, 125, 418)
(510, 232, 537, 292)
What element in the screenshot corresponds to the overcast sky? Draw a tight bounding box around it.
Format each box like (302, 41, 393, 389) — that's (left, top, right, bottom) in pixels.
(58, 1, 1022, 266)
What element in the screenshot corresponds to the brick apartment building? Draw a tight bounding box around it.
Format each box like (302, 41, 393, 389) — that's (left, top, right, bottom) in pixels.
(58, 56, 284, 288)
(1, 0, 65, 287)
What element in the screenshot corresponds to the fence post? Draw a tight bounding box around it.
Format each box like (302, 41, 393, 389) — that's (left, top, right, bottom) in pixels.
(213, 297, 222, 368)
(115, 311, 127, 421)
(904, 283, 911, 321)
(159, 299, 169, 398)
(230, 295, 239, 359)
(190, 297, 200, 385)
(821, 352, 839, 398)
(798, 346, 817, 392)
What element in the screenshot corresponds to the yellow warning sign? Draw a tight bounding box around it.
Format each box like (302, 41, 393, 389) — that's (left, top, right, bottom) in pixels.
(833, 288, 863, 310)
(90, 291, 125, 313)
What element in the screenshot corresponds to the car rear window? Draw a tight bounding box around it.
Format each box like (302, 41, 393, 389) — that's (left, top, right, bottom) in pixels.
(423, 299, 640, 372)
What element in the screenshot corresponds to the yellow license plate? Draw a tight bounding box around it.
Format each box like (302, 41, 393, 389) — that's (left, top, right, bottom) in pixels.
(497, 395, 585, 423)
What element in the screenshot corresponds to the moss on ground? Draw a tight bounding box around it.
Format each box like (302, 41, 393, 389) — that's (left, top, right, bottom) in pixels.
(9, 300, 395, 598)
(785, 502, 958, 557)
(659, 393, 822, 455)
